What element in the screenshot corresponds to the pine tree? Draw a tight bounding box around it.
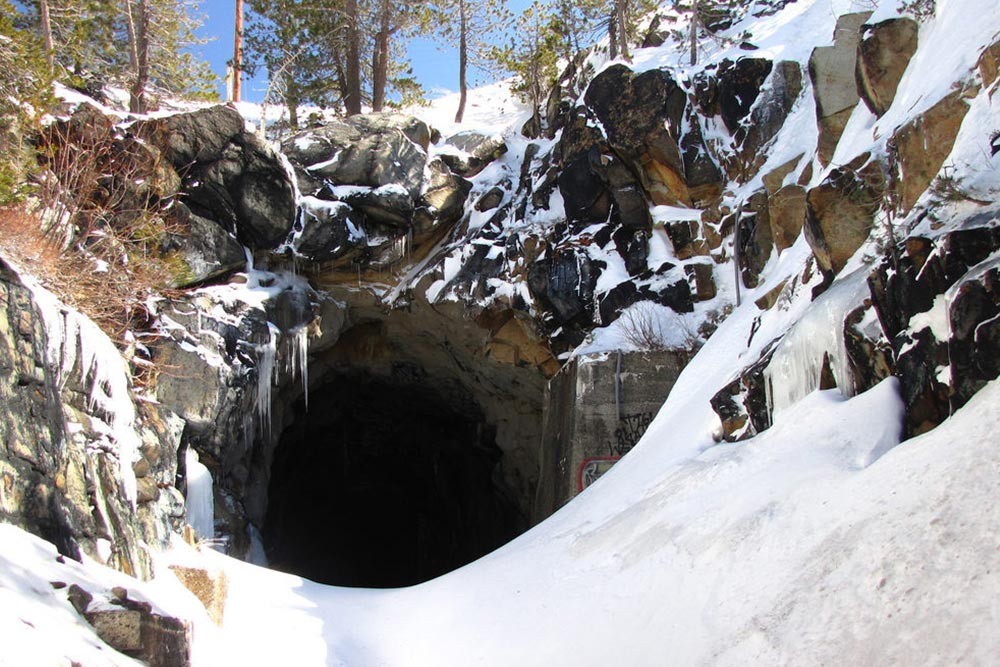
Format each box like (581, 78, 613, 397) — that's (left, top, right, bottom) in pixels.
(491, 1, 560, 134)
(245, 0, 345, 126)
(0, 0, 55, 202)
(426, 0, 509, 123)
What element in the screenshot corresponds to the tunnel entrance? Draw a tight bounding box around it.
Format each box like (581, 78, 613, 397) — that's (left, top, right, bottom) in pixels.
(262, 366, 527, 588)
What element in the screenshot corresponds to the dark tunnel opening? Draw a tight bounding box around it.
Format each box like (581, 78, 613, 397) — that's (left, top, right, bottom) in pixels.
(262, 367, 527, 588)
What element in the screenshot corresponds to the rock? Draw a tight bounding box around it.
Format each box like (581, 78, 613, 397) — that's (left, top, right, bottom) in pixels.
(890, 89, 973, 212)
(168, 565, 229, 625)
(442, 131, 508, 177)
(978, 38, 1000, 88)
(475, 186, 506, 212)
(160, 206, 246, 287)
(762, 154, 803, 194)
(294, 200, 365, 262)
(947, 264, 1000, 411)
(855, 18, 919, 117)
(768, 184, 807, 252)
(583, 65, 690, 206)
(685, 262, 717, 301)
(140, 105, 296, 250)
(732, 61, 802, 179)
(86, 608, 144, 652)
(808, 12, 872, 164)
(680, 106, 725, 204)
(340, 185, 414, 227)
(717, 57, 774, 133)
(710, 341, 776, 441)
(283, 115, 428, 199)
(421, 158, 473, 227)
(738, 191, 773, 288)
(804, 154, 885, 275)
(527, 248, 599, 347)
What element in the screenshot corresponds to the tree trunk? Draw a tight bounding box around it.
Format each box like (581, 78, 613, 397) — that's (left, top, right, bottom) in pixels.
(344, 0, 362, 115)
(371, 0, 391, 112)
(617, 0, 630, 62)
(233, 0, 244, 102)
(129, 0, 150, 114)
(689, 0, 699, 66)
(455, 0, 468, 123)
(39, 0, 54, 71)
(608, 9, 618, 59)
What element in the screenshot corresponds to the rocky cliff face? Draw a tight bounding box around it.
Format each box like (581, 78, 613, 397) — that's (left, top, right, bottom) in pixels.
(2, 0, 999, 617)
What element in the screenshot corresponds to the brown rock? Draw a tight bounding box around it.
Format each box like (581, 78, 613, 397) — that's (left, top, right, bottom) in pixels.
(685, 262, 717, 301)
(762, 154, 804, 194)
(891, 89, 973, 212)
(768, 184, 807, 252)
(86, 609, 144, 652)
(977, 39, 1000, 88)
(169, 565, 229, 626)
(805, 154, 885, 275)
(855, 18, 919, 116)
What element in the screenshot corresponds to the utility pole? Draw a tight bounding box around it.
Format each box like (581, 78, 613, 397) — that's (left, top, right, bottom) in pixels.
(233, 0, 244, 102)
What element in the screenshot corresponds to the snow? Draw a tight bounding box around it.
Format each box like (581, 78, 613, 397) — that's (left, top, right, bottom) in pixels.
(16, 271, 140, 508)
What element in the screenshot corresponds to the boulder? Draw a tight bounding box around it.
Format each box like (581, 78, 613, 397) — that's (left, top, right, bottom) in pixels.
(890, 89, 973, 212)
(421, 158, 473, 227)
(762, 154, 803, 194)
(293, 200, 365, 262)
(738, 191, 773, 288)
(716, 57, 774, 133)
(978, 38, 1000, 88)
(341, 185, 415, 227)
(808, 12, 872, 164)
(732, 61, 803, 179)
(283, 115, 428, 198)
(804, 154, 885, 275)
(441, 131, 508, 177)
(768, 184, 807, 252)
(139, 105, 296, 250)
(583, 65, 690, 206)
(168, 565, 229, 625)
(855, 17, 919, 117)
(160, 206, 246, 287)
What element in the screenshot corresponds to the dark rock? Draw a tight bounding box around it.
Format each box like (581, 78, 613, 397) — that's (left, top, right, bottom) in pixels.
(283, 115, 428, 198)
(583, 65, 691, 206)
(160, 205, 245, 287)
(294, 200, 365, 262)
(140, 106, 296, 250)
(948, 266, 1000, 411)
(768, 184, 807, 252)
(710, 340, 776, 441)
(717, 57, 774, 133)
(341, 186, 415, 227)
(420, 158, 473, 227)
(476, 187, 506, 212)
(737, 191, 773, 288)
(732, 61, 802, 179)
(856, 18, 919, 117)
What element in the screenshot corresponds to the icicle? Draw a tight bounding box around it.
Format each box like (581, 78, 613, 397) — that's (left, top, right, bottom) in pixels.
(255, 322, 279, 438)
(22, 274, 139, 508)
(284, 325, 310, 411)
(184, 449, 214, 539)
(764, 270, 869, 417)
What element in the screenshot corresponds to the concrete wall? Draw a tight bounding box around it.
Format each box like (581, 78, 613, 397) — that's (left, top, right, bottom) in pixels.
(533, 350, 691, 523)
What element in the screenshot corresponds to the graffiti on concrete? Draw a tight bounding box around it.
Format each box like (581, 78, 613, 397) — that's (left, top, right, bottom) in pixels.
(609, 411, 654, 456)
(578, 456, 621, 491)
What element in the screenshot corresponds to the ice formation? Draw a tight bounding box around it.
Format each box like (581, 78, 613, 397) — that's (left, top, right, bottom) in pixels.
(255, 323, 279, 437)
(764, 269, 870, 417)
(20, 273, 140, 507)
(184, 448, 215, 539)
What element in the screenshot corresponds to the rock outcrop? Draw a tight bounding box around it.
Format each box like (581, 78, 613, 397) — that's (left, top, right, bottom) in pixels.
(855, 17, 919, 117)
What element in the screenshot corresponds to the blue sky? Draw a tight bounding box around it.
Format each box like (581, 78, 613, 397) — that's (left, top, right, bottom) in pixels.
(194, 0, 533, 103)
